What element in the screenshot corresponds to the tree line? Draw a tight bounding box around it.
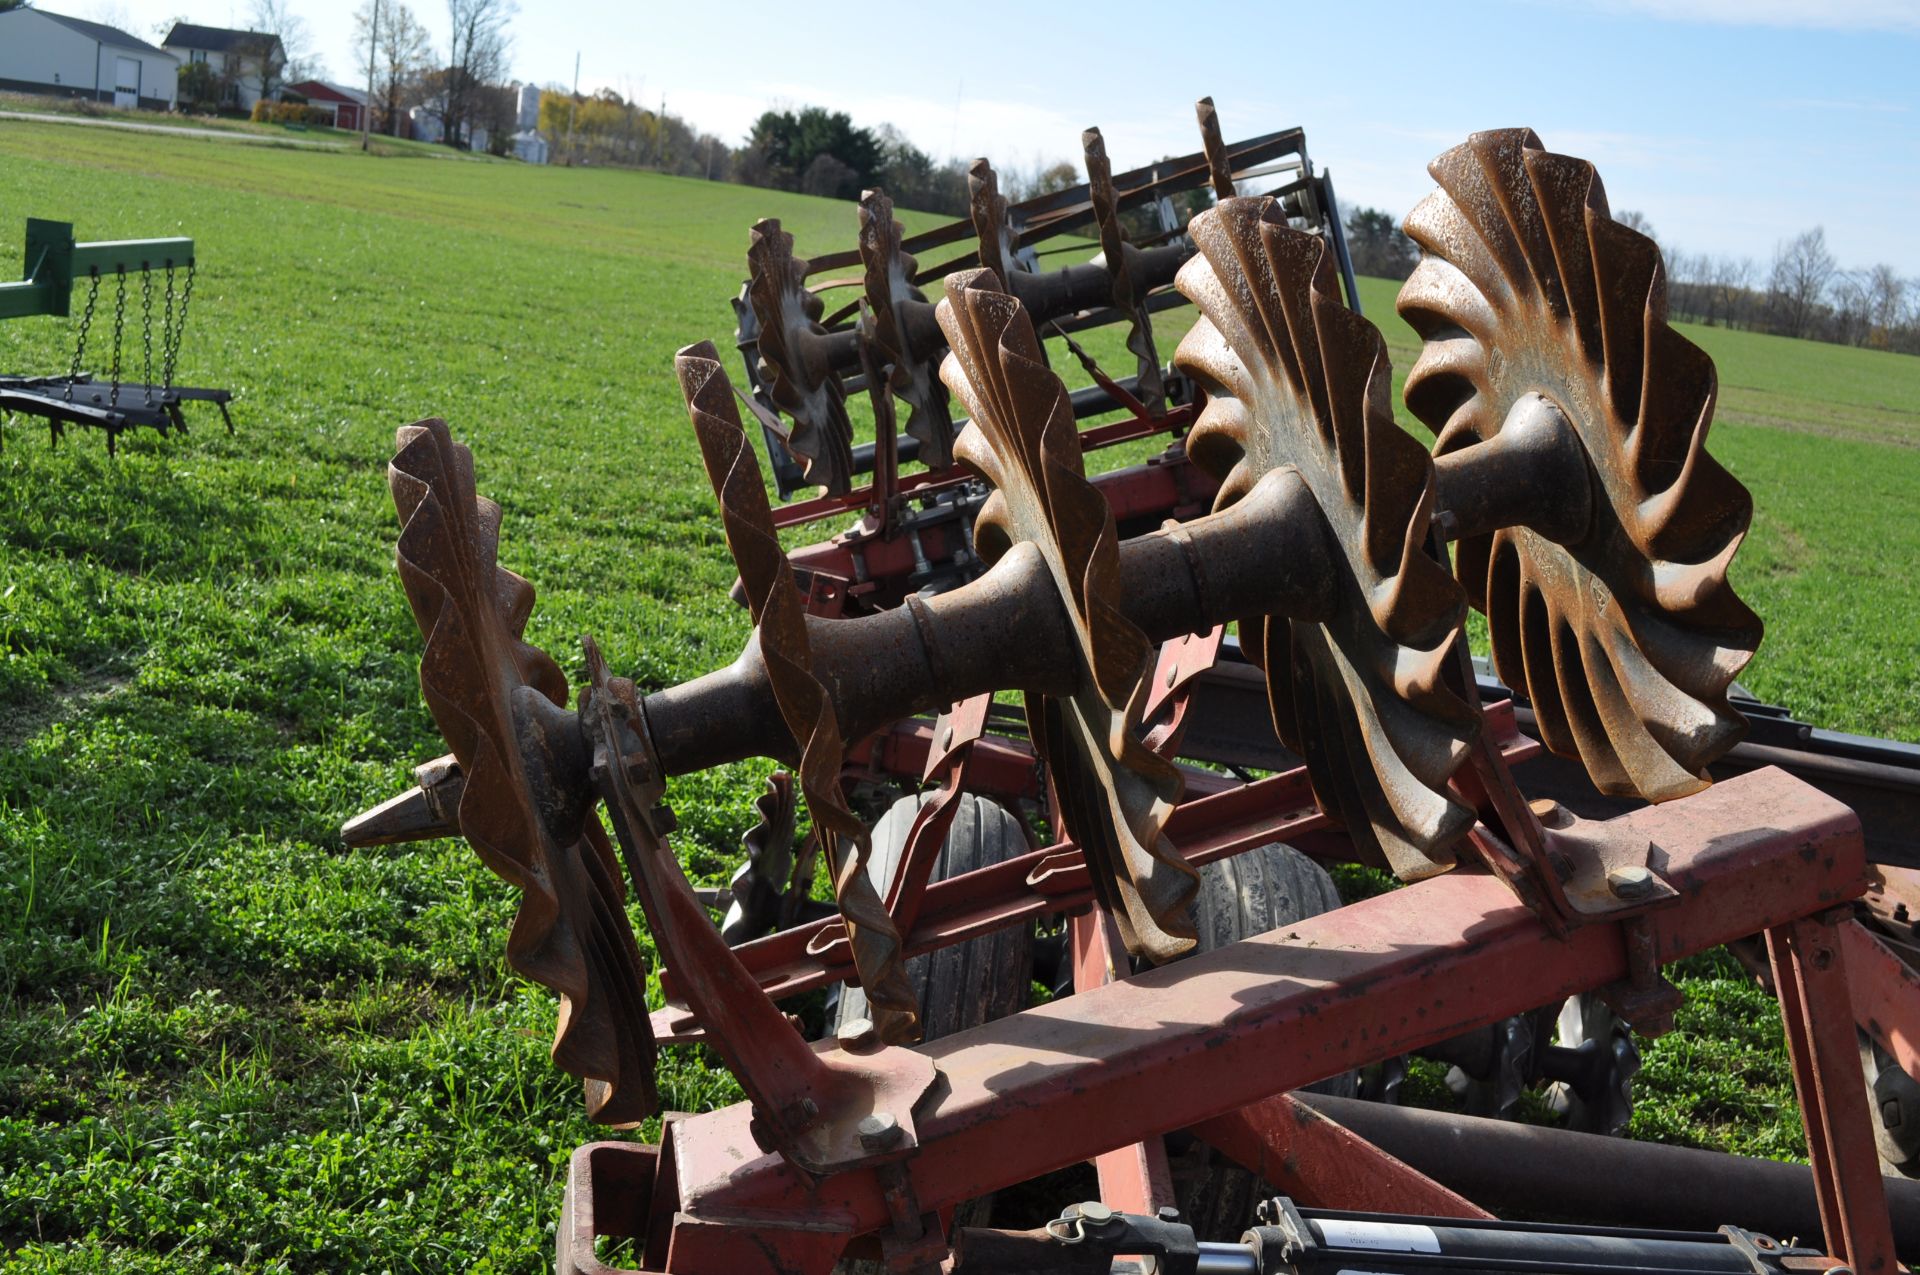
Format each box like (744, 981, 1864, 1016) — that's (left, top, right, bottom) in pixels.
(1341, 204, 1918, 357)
(229, 4, 1920, 354)
(349, 0, 516, 151)
(537, 99, 1084, 217)
(1666, 226, 1917, 355)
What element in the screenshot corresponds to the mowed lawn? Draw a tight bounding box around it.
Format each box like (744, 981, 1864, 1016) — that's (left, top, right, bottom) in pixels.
(0, 120, 1915, 1273)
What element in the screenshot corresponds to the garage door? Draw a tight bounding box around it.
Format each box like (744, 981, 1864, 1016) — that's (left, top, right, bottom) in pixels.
(113, 57, 139, 109)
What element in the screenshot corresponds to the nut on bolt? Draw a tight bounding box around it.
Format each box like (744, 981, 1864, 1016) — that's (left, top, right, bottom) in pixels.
(1607, 864, 1658, 900)
(857, 1111, 903, 1151)
(836, 1016, 879, 1052)
(1529, 798, 1572, 829)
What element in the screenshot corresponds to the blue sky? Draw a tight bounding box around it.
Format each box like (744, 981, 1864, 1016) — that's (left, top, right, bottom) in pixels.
(61, 0, 1920, 273)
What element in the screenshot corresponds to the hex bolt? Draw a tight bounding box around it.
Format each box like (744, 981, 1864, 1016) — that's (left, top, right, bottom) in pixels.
(858, 1111, 902, 1151)
(837, 1016, 879, 1052)
(1607, 864, 1657, 900)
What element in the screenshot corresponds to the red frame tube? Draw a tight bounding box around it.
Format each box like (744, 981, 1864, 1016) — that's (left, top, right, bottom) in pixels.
(577, 768, 1873, 1274)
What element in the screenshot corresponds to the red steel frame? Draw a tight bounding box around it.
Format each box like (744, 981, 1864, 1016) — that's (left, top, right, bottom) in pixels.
(561, 298, 1910, 1275)
(651, 702, 1535, 1041)
(560, 767, 1894, 1275)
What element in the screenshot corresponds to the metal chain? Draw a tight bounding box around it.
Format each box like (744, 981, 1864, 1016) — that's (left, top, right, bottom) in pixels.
(63, 270, 101, 403)
(140, 262, 155, 405)
(160, 263, 177, 394)
(108, 266, 127, 409)
(163, 261, 196, 390)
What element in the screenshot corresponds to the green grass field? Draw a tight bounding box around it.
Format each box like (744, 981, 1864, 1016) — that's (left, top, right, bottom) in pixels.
(0, 93, 492, 159)
(1, 119, 1915, 1272)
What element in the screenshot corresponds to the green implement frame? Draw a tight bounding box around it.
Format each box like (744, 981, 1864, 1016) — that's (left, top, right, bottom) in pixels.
(0, 219, 194, 322)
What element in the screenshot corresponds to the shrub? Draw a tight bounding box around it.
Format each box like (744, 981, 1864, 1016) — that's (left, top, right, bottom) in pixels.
(250, 100, 327, 126)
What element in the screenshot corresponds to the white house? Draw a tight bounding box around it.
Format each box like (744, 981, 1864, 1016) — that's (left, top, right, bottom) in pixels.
(0, 9, 179, 110)
(161, 22, 285, 110)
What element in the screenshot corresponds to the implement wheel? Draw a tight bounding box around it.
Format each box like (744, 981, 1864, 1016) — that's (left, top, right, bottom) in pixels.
(1172, 842, 1357, 1241)
(829, 791, 1035, 1037)
(826, 792, 1033, 1264)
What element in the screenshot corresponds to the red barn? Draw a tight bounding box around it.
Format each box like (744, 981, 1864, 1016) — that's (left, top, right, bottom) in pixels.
(286, 80, 368, 130)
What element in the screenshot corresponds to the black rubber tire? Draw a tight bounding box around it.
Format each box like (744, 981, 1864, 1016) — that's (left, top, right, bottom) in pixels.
(1862, 1035, 1920, 1177)
(828, 791, 1035, 1037)
(828, 793, 1033, 1271)
(1172, 842, 1356, 1242)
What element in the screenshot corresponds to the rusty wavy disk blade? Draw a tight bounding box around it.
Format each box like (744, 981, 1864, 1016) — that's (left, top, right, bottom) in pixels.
(943, 269, 1199, 960)
(969, 159, 1020, 282)
(1084, 128, 1164, 413)
(741, 771, 797, 889)
(746, 219, 856, 494)
(388, 418, 657, 1124)
(1173, 200, 1480, 879)
(1397, 129, 1761, 801)
(859, 189, 955, 469)
(676, 343, 919, 1040)
(1195, 97, 1236, 199)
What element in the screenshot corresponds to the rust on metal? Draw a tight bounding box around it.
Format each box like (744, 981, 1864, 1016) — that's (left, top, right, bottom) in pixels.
(943, 267, 1199, 961)
(722, 771, 798, 943)
(1398, 128, 1762, 803)
(746, 219, 856, 492)
(660, 768, 1864, 1257)
(359, 117, 1905, 1275)
(858, 189, 954, 470)
(967, 158, 1021, 284)
(1083, 127, 1164, 414)
(677, 341, 919, 1040)
(1195, 96, 1236, 199)
(1073, 902, 1176, 1215)
(1189, 1093, 1492, 1219)
(1175, 197, 1480, 877)
(387, 418, 658, 1123)
(1769, 913, 1898, 1274)
(578, 640, 938, 1177)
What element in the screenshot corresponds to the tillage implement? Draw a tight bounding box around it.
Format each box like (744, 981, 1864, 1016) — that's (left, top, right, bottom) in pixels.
(346, 101, 1920, 1274)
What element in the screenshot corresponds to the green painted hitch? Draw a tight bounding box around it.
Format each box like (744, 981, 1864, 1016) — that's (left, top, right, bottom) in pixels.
(0, 219, 195, 321)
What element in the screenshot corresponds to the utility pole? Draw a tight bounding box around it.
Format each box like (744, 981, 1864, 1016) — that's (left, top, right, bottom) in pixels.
(360, 0, 377, 151)
(565, 50, 579, 164)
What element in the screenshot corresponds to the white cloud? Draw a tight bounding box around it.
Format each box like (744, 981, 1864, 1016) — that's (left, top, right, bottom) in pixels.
(1588, 0, 1920, 31)
(1775, 97, 1911, 113)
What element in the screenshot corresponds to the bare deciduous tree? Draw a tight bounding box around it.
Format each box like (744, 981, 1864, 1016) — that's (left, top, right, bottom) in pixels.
(1718, 255, 1756, 330)
(1828, 268, 1871, 346)
(1768, 226, 1836, 340)
(88, 1, 134, 33)
(354, 0, 429, 135)
(440, 0, 514, 149)
(1613, 208, 1657, 246)
(1863, 264, 1907, 348)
